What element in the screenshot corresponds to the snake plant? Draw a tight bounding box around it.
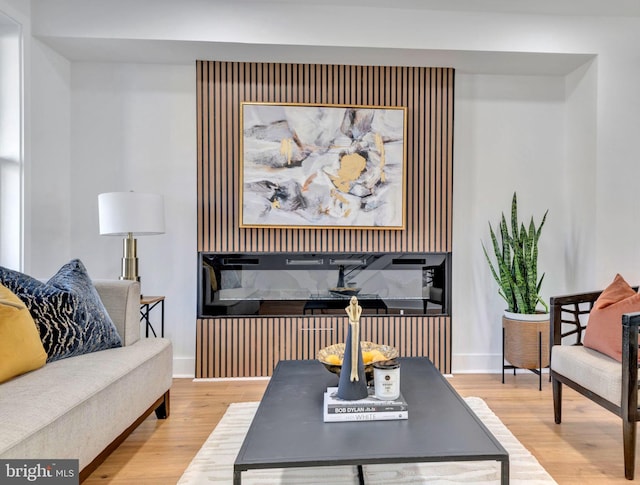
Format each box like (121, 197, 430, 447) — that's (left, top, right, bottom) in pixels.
(482, 193, 548, 314)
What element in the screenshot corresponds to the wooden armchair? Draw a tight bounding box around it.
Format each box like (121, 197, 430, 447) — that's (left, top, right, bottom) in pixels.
(550, 290, 640, 480)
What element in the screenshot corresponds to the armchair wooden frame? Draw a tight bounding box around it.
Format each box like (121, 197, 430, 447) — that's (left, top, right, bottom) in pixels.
(550, 290, 640, 480)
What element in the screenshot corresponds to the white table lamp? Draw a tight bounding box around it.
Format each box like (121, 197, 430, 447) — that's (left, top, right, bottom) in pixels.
(98, 192, 165, 283)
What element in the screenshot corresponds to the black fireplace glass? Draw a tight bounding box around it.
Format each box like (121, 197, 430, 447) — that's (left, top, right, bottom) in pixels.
(198, 252, 450, 317)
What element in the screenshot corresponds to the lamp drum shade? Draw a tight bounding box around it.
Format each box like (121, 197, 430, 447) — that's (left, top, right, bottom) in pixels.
(98, 192, 165, 236)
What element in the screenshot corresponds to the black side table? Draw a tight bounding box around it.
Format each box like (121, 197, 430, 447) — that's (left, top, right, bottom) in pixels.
(140, 296, 165, 337)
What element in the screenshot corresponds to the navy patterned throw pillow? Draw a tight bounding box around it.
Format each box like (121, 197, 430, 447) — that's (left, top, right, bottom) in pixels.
(0, 259, 122, 362)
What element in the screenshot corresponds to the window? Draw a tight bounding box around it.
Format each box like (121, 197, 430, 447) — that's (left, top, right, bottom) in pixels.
(0, 12, 22, 269)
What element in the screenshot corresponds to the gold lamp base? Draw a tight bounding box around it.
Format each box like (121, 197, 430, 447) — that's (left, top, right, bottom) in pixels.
(120, 233, 141, 283)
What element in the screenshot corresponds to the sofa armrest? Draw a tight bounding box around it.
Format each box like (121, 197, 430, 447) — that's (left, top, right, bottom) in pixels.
(93, 280, 140, 346)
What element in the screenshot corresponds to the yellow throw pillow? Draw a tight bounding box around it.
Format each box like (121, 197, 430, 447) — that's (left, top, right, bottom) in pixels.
(0, 283, 47, 383)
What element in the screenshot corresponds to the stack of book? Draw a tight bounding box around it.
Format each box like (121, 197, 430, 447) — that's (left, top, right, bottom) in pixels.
(323, 387, 408, 422)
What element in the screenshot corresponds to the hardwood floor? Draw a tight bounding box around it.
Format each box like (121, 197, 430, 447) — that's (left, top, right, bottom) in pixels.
(85, 372, 631, 484)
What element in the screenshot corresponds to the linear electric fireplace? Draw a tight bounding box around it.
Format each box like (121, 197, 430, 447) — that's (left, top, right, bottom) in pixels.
(196, 251, 452, 378)
(198, 252, 450, 318)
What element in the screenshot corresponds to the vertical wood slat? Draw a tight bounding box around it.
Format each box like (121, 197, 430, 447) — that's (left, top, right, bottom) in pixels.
(196, 315, 451, 378)
(196, 62, 204, 251)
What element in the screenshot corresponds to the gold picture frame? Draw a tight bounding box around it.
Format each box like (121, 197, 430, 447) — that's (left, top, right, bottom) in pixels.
(240, 102, 407, 230)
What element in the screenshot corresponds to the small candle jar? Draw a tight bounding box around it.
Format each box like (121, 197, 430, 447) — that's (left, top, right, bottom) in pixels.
(373, 359, 400, 400)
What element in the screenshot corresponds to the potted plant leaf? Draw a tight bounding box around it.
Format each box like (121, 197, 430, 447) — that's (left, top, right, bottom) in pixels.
(482, 193, 550, 371)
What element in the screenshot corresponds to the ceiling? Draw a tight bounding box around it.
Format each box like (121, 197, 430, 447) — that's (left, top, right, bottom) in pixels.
(26, 0, 614, 75)
(38, 37, 594, 76)
(260, 0, 640, 16)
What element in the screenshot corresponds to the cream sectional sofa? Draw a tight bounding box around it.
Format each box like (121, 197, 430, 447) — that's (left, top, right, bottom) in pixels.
(0, 279, 173, 481)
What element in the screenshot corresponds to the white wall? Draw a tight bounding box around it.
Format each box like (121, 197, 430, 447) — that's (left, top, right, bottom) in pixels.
(6, 0, 640, 375)
(29, 38, 71, 275)
(453, 74, 568, 372)
(563, 61, 598, 291)
(591, 40, 640, 280)
(69, 63, 197, 375)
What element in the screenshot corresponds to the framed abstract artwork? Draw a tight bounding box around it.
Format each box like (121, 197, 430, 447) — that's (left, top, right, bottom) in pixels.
(240, 102, 407, 229)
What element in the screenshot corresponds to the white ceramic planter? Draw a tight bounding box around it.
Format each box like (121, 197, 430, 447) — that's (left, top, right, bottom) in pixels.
(504, 310, 550, 322)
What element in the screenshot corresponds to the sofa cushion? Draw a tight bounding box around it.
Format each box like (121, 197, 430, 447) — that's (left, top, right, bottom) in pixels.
(0, 283, 47, 383)
(0, 260, 122, 362)
(583, 273, 640, 362)
(0, 338, 172, 468)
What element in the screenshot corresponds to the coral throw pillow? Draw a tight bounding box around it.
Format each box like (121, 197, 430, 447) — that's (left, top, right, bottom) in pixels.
(583, 274, 640, 362)
(593, 273, 637, 310)
(0, 283, 47, 383)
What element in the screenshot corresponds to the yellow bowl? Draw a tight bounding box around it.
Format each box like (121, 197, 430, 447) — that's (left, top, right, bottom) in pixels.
(329, 287, 361, 297)
(317, 341, 398, 379)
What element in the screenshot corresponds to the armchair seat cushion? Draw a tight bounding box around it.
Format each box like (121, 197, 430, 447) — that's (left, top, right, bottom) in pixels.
(551, 345, 622, 405)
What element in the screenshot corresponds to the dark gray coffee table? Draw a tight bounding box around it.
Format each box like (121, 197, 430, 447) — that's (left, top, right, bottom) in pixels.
(233, 357, 509, 484)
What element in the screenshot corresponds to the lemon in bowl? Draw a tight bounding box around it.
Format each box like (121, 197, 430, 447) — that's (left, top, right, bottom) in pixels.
(317, 341, 398, 381)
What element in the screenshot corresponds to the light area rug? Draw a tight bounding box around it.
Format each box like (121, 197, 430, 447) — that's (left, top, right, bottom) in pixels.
(178, 397, 557, 484)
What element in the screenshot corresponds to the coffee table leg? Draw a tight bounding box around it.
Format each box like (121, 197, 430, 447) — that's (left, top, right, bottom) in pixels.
(357, 464, 365, 485)
(501, 458, 509, 485)
(233, 469, 241, 485)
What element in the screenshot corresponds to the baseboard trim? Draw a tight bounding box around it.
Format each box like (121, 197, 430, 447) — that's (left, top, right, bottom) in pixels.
(172, 356, 195, 378)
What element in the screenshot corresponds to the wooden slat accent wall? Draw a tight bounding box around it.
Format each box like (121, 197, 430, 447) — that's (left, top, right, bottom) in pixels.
(196, 61, 454, 377)
(196, 315, 450, 378)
